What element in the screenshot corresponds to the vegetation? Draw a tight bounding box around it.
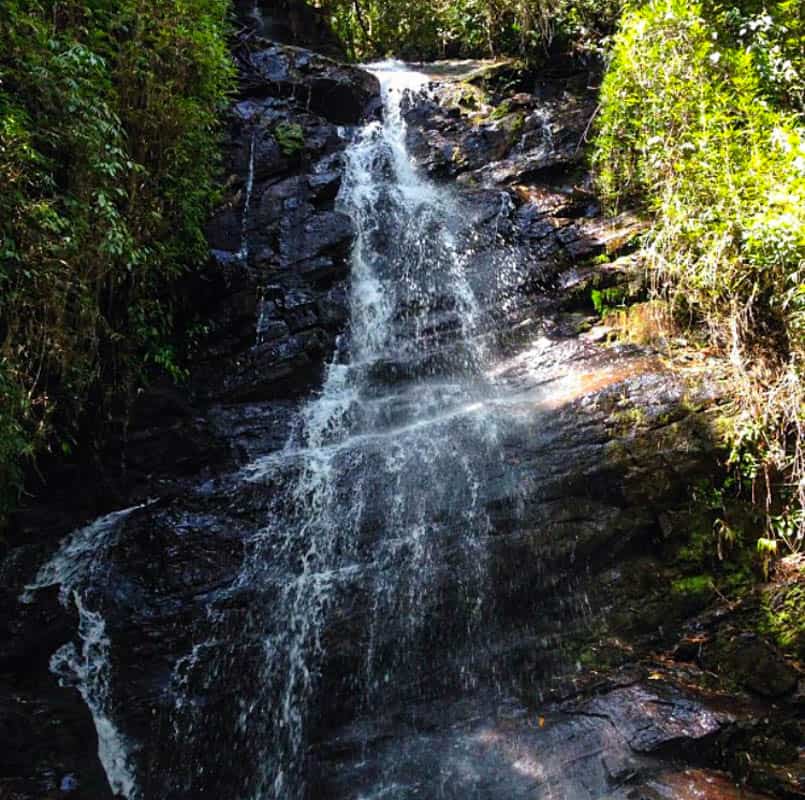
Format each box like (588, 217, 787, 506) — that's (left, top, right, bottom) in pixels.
(274, 121, 306, 156)
(594, 0, 804, 555)
(760, 580, 805, 657)
(2, 0, 802, 569)
(314, 0, 622, 61)
(0, 1, 234, 526)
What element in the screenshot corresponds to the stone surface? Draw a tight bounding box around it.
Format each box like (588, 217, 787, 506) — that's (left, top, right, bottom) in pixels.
(309, 679, 767, 799)
(1, 42, 801, 800)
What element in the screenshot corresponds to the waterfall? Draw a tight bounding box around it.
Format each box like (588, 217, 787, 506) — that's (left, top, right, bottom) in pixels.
(218, 60, 499, 799)
(183, 60, 507, 798)
(21, 505, 150, 799)
(25, 62, 513, 800)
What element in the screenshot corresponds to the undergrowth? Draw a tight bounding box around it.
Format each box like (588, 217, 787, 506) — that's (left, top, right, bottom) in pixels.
(321, 0, 623, 61)
(0, 1, 234, 528)
(594, 0, 805, 556)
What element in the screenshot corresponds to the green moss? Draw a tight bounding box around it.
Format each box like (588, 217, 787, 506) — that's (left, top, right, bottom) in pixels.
(490, 100, 512, 120)
(591, 286, 627, 316)
(759, 583, 805, 659)
(676, 528, 714, 569)
(436, 82, 489, 120)
(611, 406, 647, 435)
(671, 574, 714, 596)
(578, 647, 598, 667)
(274, 122, 305, 156)
(508, 111, 525, 138)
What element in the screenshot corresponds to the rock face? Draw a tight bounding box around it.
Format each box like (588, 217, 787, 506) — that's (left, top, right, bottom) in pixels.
(0, 38, 380, 800)
(309, 679, 751, 799)
(1, 42, 801, 800)
(197, 40, 379, 406)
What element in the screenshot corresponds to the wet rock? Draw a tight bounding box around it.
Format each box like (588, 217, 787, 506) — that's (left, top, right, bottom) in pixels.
(705, 632, 800, 698)
(279, 209, 353, 265)
(4, 46, 790, 800)
(297, 255, 349, 284)
(188, 41, 374, 409)
(571, 684, 732, 755)
(625, 767, 775, 800)
(251, 127, 289, 179)
(206, 328, 332, 403)
(243, 44, 380, 125)
(308, 168, 342, 205)
(311, 682, 756, 800)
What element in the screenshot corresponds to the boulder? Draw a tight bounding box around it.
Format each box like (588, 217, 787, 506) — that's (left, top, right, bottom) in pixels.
(243, 44, 380, 125)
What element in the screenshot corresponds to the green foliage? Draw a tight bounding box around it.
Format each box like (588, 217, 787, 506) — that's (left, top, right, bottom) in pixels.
(701, 0, 804, 113)
(759, 581, 805, 657)
(591, 285, 626, 316)
(0, 0, 234, 526)
(594, 0, 805, 555)
(318, 0, 623, 61)
(671, 574, 715, 597)
(756, 536, 779, 577)
(274, 122, 305, 156)
(0, 363, 32, 519)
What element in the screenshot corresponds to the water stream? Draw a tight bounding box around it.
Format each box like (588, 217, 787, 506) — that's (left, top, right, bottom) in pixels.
(234, 59, 508, 799)
(26, 62, 519, 799)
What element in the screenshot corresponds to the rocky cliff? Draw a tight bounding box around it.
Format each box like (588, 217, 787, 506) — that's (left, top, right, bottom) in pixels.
(1, 25, 801, 800)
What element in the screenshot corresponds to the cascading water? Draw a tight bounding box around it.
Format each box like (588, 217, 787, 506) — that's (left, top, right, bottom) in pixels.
(12, 48, 750, 800)
(225, 60, 507, 799)
(240, 129, 257, 264)
(25, 62, 522, 799)
(21, 505, 151, 799)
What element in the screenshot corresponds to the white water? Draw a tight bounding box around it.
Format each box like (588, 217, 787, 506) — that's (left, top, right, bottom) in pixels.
(22, 62, 514, 800)
(239, 129, 257, 264)
(22, 505, 148, 799)
(209, 60, 505, 798)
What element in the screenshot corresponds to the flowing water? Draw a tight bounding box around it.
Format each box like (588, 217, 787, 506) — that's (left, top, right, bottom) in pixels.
(25, 62, 526, 799)
(232, 60, 509, 798)
(22, 505, 151, 798)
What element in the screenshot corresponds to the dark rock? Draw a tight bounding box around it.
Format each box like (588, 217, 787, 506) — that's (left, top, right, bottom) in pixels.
(311, 681, 750, 799)
(243, 45, 380, 125)
(280, 288, 319, 332)
(4, 45, 789, 800)
(280, 209, 353, 265)
(572, 684, 731, 754)
(309, 169, 342, 205)
(297, 255, 349, 284)
(705, 632, 800, 698)
(204, 207, 241, 251)
(252, 127, 289, 179)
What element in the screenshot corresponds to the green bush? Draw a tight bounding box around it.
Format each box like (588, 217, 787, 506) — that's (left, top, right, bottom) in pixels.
(274, 122, 305, 156)
(594, 0, 804, 552)
(320, 0, 623, 61)
(0, 0, 234, 528)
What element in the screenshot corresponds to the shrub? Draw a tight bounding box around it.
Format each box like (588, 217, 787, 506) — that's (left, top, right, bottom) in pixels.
(320, 0, 623, 61)
(0, 0, 234, 530)
(594, 0, 805, 553)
